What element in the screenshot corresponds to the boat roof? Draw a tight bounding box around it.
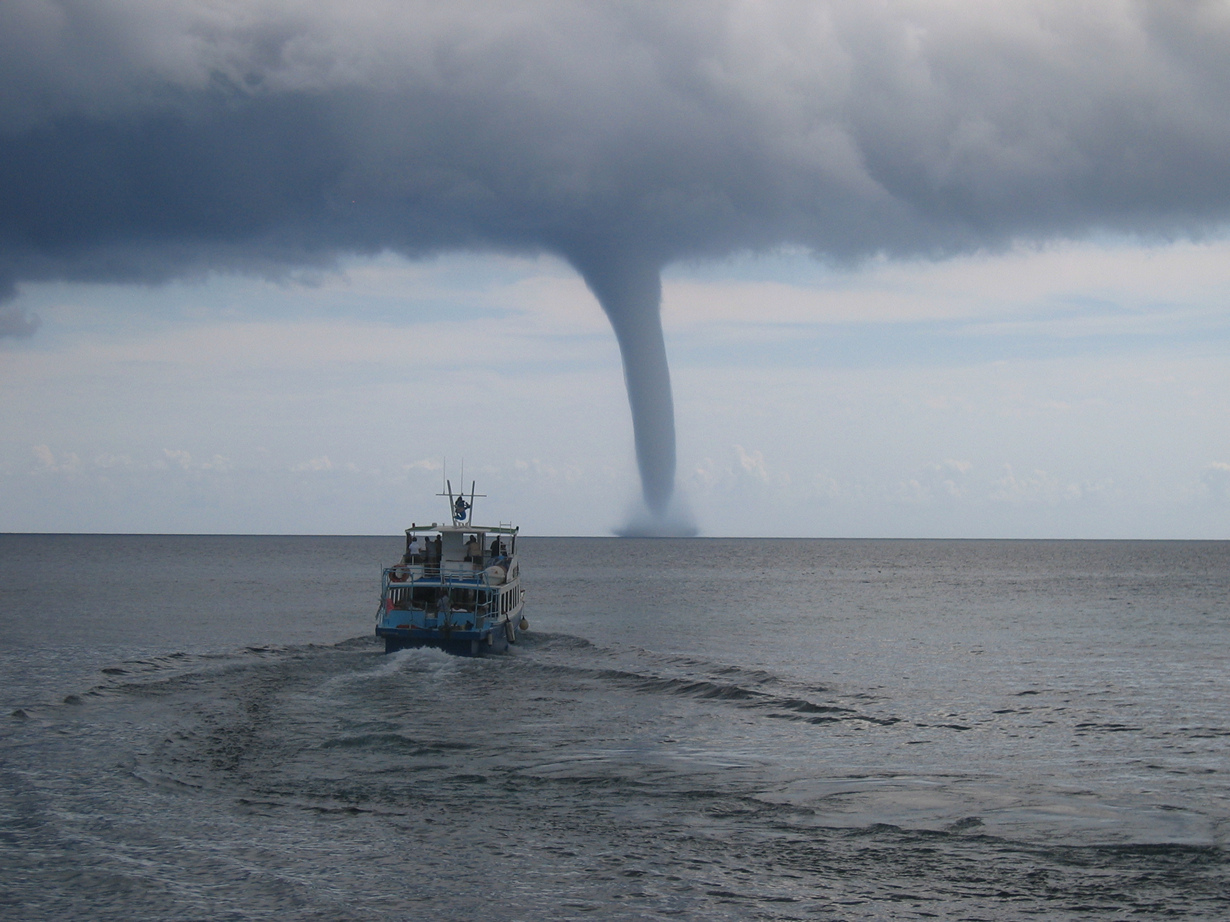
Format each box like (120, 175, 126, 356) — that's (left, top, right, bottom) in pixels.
(405, 523, 518, 535)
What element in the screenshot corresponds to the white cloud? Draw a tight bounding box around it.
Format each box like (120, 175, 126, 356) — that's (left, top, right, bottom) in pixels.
(685, 444, 789, 497)
(32, 444, 56, 468)
(93, 452, 136, 470)
(30, 445, 81, 474)
(895, 459, 973, 505)
(989, 466, 1114, 506)
(291, 456, 334, 473)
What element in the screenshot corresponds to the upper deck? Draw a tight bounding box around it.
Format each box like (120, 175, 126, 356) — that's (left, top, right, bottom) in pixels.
(389, 521, 520, 587)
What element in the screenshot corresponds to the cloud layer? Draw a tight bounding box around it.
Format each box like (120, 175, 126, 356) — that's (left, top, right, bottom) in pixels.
(4, 1, 1230, 301)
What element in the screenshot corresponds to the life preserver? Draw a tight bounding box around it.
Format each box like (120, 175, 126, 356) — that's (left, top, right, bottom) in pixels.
(389, 568, 409, 583)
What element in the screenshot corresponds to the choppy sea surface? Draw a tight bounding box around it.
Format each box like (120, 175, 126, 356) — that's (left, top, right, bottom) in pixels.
(1, 535, 1228, 920)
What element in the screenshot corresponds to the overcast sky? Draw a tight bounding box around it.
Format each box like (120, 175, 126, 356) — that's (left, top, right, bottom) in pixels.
(3, 1, 1230, 537)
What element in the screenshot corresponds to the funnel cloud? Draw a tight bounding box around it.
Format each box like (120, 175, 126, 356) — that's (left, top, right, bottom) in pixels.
(565, 249, 674, 515)
(4, 2, 1230, 520)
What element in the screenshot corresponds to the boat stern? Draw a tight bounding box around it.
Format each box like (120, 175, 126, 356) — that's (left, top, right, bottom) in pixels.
(377, 621, 515, 656)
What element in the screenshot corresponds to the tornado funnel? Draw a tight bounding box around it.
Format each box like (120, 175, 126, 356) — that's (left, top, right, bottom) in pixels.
(567, 252, 676, 516)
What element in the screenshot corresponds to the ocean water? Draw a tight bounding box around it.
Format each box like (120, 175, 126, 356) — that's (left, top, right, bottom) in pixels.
(1, 535, 1228, 920)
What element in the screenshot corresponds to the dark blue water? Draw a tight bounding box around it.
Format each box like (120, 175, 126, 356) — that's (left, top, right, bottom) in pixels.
(2, 535, 1228, 919)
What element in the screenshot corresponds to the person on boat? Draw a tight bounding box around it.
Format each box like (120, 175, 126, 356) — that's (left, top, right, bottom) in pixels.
(490, 538, 501, 559)
(465, 535, 480, 562)
(406, 534, 423, 563)
(453, 496, 470, 522)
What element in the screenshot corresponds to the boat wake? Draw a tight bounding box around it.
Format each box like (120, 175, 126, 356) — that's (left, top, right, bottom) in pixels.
(4, 632, 1227, 921)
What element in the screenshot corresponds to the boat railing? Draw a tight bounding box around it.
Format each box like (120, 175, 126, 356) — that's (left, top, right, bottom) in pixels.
(383, 562, 511, 589)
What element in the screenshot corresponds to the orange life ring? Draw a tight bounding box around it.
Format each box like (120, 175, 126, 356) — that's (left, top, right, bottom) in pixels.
(389, 568, 409, 583)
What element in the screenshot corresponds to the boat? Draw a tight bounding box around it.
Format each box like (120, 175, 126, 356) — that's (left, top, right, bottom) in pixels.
(375, 481, 527, 655)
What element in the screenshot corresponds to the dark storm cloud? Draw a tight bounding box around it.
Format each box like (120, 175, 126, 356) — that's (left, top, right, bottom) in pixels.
(6, 2, 1228, 282)
(3, 1, 1229, 511)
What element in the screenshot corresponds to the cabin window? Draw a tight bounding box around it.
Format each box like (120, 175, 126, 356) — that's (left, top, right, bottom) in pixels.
(411, 586, 438, 609)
